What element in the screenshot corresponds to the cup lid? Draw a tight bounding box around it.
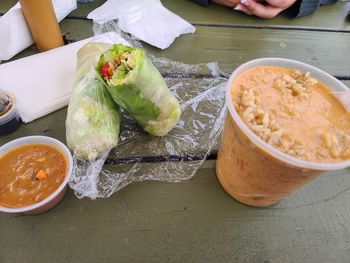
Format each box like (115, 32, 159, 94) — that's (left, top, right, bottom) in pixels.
(0, 90, 17, 125)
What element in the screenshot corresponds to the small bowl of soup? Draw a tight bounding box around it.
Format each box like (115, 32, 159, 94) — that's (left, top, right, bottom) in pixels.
(0, 136, 73, 214)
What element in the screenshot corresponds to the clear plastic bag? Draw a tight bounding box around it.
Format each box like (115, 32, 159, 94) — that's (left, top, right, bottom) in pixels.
(87, 0, 195, 49)
(68, 24, 228, 199)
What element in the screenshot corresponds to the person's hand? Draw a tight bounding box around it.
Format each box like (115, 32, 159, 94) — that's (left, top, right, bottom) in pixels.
(212, 0, 241, 8)
(234, 0, 298, 18)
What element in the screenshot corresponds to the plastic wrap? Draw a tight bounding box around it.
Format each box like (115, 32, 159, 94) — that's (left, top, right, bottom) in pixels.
(66, 42, 121, 161)
(87, 0, 195, 49)
(68, 25, 228, 199)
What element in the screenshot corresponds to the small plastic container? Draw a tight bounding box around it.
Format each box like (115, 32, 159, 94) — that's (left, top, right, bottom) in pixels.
(0, 90, 21, 135)
(216, 58, 350, 207)
(0, 136, 73, 215)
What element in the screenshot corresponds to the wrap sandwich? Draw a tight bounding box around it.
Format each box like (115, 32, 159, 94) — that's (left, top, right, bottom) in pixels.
(97, 44, 181, 136)
(66, 43, 121, 160)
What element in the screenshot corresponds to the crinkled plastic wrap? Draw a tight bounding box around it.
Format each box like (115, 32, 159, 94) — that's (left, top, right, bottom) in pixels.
(87, 0, 195, 49)
(68, 24, 228, 199)
(66, 42, 121, 161)
(69, 59, 227, 199)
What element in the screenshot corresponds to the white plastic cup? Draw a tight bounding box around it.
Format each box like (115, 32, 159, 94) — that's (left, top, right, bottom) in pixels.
(216, 58, 350, 207)
(0, 136, 73, 214)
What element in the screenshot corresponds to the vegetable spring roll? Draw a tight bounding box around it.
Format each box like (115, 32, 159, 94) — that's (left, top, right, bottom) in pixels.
(97, 44, 181, 136)
(66, 43, 121, 160)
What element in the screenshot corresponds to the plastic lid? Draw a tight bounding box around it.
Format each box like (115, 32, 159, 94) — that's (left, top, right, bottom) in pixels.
(0, 90, 18, 125)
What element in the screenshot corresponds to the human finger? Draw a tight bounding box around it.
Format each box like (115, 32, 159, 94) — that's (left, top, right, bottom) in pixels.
(212, 0, 240, 8)
(233, 3, 253, 15)
(240, 0, 283, 18)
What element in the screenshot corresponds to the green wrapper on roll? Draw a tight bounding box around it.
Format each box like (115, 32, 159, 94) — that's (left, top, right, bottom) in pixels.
(97, 44, 181, 136)
(66, 43, 121, 160)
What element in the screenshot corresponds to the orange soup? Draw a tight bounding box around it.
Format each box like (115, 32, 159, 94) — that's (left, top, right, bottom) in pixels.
(0, 144, 68, 208)
(231, 66, 350, 162)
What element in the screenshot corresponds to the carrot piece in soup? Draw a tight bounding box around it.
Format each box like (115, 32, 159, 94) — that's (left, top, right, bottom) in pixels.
(36, 170, 47, 181)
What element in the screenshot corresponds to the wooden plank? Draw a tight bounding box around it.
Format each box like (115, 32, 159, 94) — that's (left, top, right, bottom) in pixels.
(2, 18, 350, 156)
(1, 0, 349, 32)
(1, 166, 350, 262)
(75, 0, 350, 32)
(0, 0, 17, 11)
(162, 0, 350, 31)
(147, 25, 350, 77)
(0, 108, 68, 146)
(69, 0, 350, 33)
(0, 3, 350, 261)
(7, 19, 350, 77)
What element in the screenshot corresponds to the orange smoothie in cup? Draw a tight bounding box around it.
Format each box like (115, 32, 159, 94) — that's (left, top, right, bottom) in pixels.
(216, 63, 350, 207)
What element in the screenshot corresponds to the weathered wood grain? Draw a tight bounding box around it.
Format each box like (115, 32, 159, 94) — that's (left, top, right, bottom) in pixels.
(162, 0, 350, 31)
(146, 25, 350, 77)
(2, 0, 349, 31)
(1, 2, 350, 263)
(7, 19, 350, 77)
(1, 167, 350, 262)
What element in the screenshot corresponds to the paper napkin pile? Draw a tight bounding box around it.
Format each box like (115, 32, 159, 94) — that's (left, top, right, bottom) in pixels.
(0, 32, 129, 123)
(0, 0, 77, 61)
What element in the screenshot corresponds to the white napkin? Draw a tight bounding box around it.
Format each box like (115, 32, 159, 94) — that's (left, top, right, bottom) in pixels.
(0, 32, 129, 123)
(87, 0, 196, 50)
(0, 0, 77, 61)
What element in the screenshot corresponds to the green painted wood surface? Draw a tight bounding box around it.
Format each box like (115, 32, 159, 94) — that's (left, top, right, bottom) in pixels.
(145, 26, 350, 76)
(162, 0, 350, 31)
(1, 0, 349, 31)
(1, 166, 350, 262)
(1, 1, 350, 262)
(7, 19, 350, 77)
(1, 19, 350, 154)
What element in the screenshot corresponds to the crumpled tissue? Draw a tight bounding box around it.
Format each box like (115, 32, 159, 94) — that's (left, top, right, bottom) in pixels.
(0, 0, 77, 61)
(87, 0, 196, 50)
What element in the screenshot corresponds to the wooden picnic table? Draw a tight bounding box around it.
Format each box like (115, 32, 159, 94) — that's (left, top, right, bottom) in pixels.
(1, 0, 350, 262)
